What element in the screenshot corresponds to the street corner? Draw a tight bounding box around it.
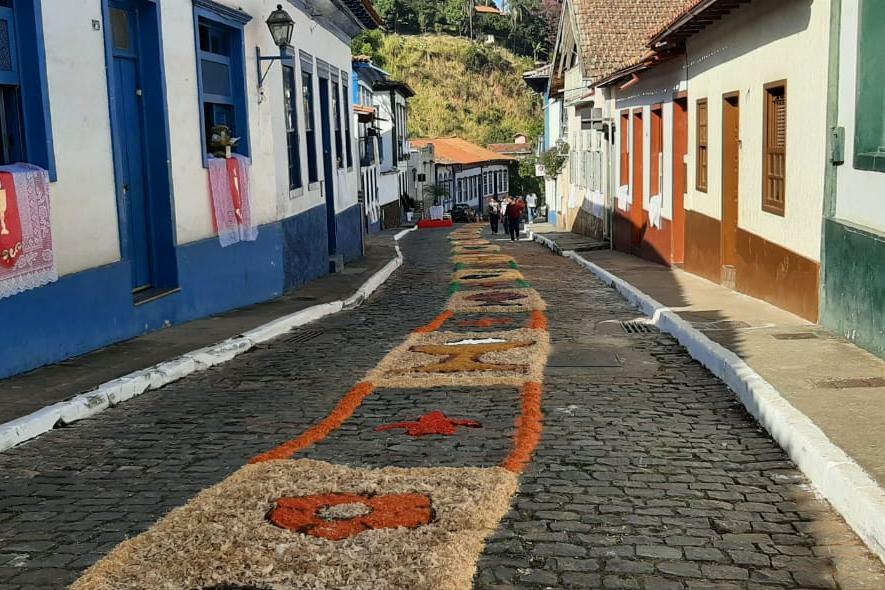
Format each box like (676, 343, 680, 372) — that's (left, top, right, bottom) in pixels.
(70, 459, 518, 590)
(366, 328, 550, 389)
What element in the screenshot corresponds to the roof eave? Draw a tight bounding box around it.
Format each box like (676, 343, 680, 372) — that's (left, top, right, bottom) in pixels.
(650, 0, 753, 48)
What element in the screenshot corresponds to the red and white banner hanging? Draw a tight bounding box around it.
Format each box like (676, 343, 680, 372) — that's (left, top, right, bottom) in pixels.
(0, 164, 56, 300)
(208, 154, 258, 247)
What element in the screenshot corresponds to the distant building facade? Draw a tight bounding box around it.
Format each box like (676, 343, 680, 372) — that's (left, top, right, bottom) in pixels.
(412, 138, 513, 214)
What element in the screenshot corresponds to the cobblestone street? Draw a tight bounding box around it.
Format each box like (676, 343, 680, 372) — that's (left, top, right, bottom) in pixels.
(0, 227, 883, 589)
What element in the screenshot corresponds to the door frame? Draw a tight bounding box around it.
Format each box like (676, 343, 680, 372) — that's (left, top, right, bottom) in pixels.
(318, 74, 338, 259)
(672, 96, 688, 264)
(721, 91, 741, 276)
(102, 0, 178, 294)
(631, 108, 645, 249)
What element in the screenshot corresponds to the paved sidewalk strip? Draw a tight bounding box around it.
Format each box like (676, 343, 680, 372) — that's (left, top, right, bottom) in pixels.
(532, 229, 885, 566)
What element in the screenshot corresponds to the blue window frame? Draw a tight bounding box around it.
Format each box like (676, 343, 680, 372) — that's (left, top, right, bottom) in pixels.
(0, 0, 55, 180)
(192, 0, 251, 166)
(341, 75, 353, 168)
(333, 73, 343, 169)
(301, 55, 319, 183)
(282, 63, 301, 190)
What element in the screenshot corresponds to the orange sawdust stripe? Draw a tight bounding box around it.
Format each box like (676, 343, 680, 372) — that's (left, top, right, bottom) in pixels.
(529, 310, 548, 330)
(250, 382, 376, 464)
(502, 382, 543, 473)
(414, 310, 454, 333)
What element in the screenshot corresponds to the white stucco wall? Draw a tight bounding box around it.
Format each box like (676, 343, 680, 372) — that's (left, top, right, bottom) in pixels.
(39, 0, 360, 278)
(685, 0, 831, 261)
(835, 0, 885, 234)
(43, 0, 120, 276)
(164, 0, 358, 246)
(613, 59, 686, 222)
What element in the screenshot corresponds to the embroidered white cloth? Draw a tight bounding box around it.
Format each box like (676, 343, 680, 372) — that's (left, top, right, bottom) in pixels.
(0, 164, 56, 300)
(208, 154, 258, 247)
(649, 194, 663, 229)
(617, 185, 630, 211)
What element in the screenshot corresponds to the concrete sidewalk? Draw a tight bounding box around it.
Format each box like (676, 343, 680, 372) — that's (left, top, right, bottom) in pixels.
(532, 228, 885, 561)
(0, 231, 400, 428)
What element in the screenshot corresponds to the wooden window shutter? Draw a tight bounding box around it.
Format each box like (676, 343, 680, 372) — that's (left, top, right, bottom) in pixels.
(696, 99, 708, 192)
(763, 82, 787, 215)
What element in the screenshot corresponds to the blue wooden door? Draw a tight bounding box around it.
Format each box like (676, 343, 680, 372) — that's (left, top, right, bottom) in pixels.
(109, 1, 152, 290)
(318, 76, 337, 258)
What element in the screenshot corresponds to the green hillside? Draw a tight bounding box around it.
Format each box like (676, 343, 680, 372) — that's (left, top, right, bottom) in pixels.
(353, 33, 544, 146)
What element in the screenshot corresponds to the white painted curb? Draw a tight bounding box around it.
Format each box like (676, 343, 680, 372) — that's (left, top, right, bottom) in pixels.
(0, 227, 418, 453)
(531, 232, 885, 563)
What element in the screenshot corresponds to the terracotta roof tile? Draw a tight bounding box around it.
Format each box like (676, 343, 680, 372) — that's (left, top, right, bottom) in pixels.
(569, 0, 691, 80)
(411, 137, 516, 166)
(488, 143, 534, 154)
(475, 4, 504, 15)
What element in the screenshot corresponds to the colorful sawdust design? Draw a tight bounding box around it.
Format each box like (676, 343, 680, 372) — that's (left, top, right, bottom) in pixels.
(268, 492, 433, 540)
(74, 224, 551, 590)
(452, 268, 524, 283)
(367, 328, 549, 388)
(447, 287, 547, 313)
(376, 411, 481, 436)
(71, 460, 518, 590)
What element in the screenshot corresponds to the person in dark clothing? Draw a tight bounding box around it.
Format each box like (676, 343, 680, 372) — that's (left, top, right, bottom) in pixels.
(487, 198, 500, 234)
(506, 197, 525, 241)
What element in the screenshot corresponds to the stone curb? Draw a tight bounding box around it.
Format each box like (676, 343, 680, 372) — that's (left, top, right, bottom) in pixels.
(530, 230, 885, 563)
(0, 226, 418, 453)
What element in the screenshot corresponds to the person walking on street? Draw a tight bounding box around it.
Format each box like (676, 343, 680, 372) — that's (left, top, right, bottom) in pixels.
(501, 196, 511, 235)
(526, 193, 537, 224)
(506, 197, 525, 241)
(487, 198, 500, 234)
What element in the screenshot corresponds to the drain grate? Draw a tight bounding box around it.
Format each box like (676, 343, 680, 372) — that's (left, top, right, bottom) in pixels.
(285, 329, 325, 344)
(620, 320, 659, 335)
(773, 332, 819, 341)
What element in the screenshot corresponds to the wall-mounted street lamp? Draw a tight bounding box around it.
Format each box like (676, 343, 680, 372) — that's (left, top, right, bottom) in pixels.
(257, 4, 295, 92)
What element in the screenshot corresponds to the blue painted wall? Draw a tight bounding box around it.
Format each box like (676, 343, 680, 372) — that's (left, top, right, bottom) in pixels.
(335, 203, 363, 263)
(367, 219, 381, 235)
(282, 203, 329, 292)
(0, 203, 343, 380)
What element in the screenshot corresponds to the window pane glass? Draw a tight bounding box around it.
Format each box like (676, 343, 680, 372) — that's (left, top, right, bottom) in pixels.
(109, 8, 130, 51)
(855, 0, 885, 171)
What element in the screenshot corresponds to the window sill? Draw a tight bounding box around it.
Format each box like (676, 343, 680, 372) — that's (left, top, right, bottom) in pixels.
(762, 202, 785, 217)
(308, 181, 321, 191)
(855, 153, 885, 173)
(289, 187, 304, 199)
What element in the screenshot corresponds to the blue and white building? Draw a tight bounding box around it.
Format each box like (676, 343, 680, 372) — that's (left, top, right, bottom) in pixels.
(0, 0, 381, 379)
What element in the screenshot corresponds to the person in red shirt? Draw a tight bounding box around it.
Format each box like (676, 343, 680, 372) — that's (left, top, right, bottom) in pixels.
(506, 197, 525, 241)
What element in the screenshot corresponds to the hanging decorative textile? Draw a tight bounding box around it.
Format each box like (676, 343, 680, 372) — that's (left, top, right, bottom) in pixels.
(208, 154, 258, 247)
(0, 164, 56, 300)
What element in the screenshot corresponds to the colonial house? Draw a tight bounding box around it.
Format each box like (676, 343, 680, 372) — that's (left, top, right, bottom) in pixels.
(351, 55, 385, 232)
(543, 0, 686, 254)
(0, 0, 380, 380)
(373, 78, 415, 229)
(534, 0, 835, 323)
(654, 0, 831, 321)
(822, 0, 885, 355)
(412, 138, 513, 215)
(488, 135, 534, 160)
(407, 142, 436, 216)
